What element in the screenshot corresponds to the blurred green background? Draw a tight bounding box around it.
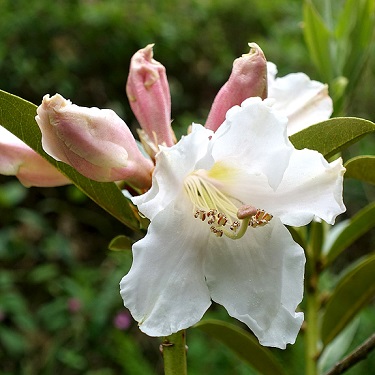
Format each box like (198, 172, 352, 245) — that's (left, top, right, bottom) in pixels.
(0, 0, 374, 374)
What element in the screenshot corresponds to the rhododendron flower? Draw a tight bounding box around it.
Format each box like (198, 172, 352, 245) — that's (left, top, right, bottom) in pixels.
(35, 94, 154, 189)
(267, 62, 333, 135)
(120, 97, 345, 349)
(0, 125, 70, 187)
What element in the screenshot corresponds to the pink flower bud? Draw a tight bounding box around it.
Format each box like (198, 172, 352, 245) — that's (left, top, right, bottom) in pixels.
(35, 94, 153, 189)
(126, 44, 176, 150)
(205, 43, 268, 132)
(0, 125, 70, 187)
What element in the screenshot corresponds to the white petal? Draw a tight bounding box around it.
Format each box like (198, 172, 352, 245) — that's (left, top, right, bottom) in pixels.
(267, 62, 278, 84)
(132, 124, 213, 220)
(204, 218, 305, 348)
(120, 198, 211, 336)
(211, 97, 293, 189)
(256, 150, 345, 226)
(214, 148, 345, 227)
(274, 151, 345, 225)
(268, 73, 333, 135)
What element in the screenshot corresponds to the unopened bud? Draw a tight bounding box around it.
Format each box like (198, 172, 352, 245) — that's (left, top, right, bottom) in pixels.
(205, 43, 267, 132)
(0, 125, 70, 187)
(126, 44, 176, 151)
(35, 94, 153, 189)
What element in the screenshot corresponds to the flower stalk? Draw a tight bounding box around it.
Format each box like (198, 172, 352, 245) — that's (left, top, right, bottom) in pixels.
(305, 221, 324, 375)
(161, 330, 187, 375)
(305, 279, 320, 375)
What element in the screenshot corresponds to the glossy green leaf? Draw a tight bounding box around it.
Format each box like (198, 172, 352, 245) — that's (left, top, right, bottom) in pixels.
(324, 202, 375, 267)
(108, 235, 133, 251)
(0, 89, 140, 231)
(345, 156, 375, 185)
(195, 319, 286, 375)
(290, 117, 375, 158)
(321, 253, 375, 346)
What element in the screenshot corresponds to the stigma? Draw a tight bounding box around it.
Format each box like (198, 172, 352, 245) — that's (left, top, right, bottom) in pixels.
(184, 169, 272, 239)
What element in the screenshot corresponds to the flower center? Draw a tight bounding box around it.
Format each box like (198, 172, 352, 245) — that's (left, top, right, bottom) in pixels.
(184, 168, 272, 239)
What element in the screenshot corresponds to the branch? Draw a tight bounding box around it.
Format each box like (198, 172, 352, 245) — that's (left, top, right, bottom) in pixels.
(324, 332, 375, 375)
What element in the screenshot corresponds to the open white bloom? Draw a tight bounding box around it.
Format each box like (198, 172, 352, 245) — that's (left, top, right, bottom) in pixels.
(120, 97, 345, 349)
(267, 62, 333, 136)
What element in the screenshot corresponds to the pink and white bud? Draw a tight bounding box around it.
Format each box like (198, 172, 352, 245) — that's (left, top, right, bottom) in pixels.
(126, 44, 176, 150)
(35, 94, 153, 189)
(205, 43, 268, 132)
(0, 125, 70, 187)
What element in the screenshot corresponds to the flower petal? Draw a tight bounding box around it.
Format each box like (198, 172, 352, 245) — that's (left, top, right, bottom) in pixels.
(267, 67, 333, 135)
(132, 124, 213, 219)
(204, 218, 305, 349)
(120, 198, 211, 336)
(210, 147, 345, 227)
(211, 97, 293, 190)
(244, 150, 345, 226)
(273, 151, 345, 225)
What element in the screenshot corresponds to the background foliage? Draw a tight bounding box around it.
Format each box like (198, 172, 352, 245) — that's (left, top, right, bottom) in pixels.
(0, 0, 374, 374)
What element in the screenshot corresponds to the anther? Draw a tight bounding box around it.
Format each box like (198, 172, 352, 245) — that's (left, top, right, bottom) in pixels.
(217, 213, 228, 226)
(199, 211, 206, 221)
(249, 209, 273, 228)
(210, 226, 223, 237)
(230, 221, 240, 232)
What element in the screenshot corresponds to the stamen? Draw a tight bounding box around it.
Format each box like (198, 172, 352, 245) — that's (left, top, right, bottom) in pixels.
(185, 170, 273, 239)
(210, 226, 223, 237)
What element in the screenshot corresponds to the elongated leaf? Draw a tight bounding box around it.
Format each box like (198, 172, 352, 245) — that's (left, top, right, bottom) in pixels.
(321, 253, 375, 346)
(318, 317, 359, 373)
(290, 117, 375, 158)
(195, 319, 286, 375)
(339, 0, 375, 90)
(303, 1, 332, 83)
(0, 89, 140, 231)
(324, 202, 375, 267)
(345, 156, 375, 185)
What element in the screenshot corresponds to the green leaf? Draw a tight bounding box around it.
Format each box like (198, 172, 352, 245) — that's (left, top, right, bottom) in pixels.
(321, 253, 375, 346)
(108, 235, 132, 251)
(0, 89, 140, 231)
(287, 226, 307, 249)
(195, 319, 286, 375)
(318, 317, 359, 373)
(0, 327, 27, 355)
(111, 330, 154, 375)
(338, 0, 375, 91)
(323, 202, 375, 266)
(290, 117, 375, 158)
(345, 156, 375, 185)
(303, 0, 332, 83)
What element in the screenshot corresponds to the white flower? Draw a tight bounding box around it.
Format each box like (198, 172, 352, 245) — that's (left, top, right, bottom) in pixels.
(120, 97, 345, 349)
(267, 62, 333, 136)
